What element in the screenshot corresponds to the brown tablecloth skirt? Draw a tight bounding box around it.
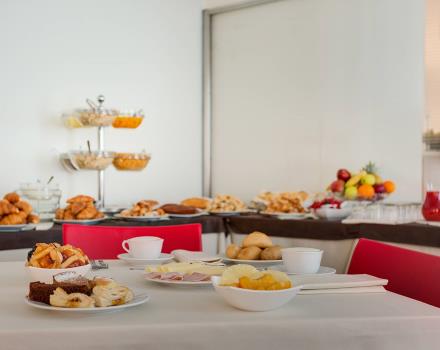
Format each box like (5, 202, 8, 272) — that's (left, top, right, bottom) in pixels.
(1, 214, 440, 251)
(0, 216, 225, 251)
(226, 215, 440, 247)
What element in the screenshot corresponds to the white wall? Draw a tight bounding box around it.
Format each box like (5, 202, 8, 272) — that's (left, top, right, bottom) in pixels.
(0, 0, 202, 206)
(209, 0, 424, 202)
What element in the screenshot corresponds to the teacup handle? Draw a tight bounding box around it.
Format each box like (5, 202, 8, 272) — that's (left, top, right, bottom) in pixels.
(122, 240, 130, 254)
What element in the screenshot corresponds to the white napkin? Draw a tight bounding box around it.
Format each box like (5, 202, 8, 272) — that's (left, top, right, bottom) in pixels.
(171, 250, 222, 263)
(291, 274, 388, 295)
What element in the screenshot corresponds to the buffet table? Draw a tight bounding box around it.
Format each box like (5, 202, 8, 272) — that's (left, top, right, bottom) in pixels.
(1, 260, 439, 350)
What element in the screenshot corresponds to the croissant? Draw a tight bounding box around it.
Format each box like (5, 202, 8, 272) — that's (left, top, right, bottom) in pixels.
(0, 213, 25, 225)
(15, 201, 32, 215)
(71, 201, 87, 215)
(27, 214, 40, 224)
(0, 200, 18, 216)
(76, 204, 98, 220)
(4, 192, 20, 204)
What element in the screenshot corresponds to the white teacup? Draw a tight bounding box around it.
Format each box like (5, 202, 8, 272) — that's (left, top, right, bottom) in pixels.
(281, 247, 323, 274)
(122, 236, 164, 259)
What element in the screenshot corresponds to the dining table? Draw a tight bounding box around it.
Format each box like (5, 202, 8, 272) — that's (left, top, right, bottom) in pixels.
(1, 260, 439, 350)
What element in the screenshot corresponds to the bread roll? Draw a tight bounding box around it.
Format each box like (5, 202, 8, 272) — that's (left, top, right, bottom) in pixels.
(226, 244, 241, 259)
(260, 246, 282, 260)
(242, 232, 273, 249)
(181, 197, 210, 210)
(237, 246, 262, 260)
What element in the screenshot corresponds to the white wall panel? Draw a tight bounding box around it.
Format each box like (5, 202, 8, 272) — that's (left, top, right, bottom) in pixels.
(210, 0, 424, 202)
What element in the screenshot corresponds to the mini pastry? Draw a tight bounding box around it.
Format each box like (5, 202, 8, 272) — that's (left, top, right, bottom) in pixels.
(237, 246, 262, 260)
(50, 288, 95, 308)
(4, 192, 20, 204)
(92, 284, 134, 307)
(242, 232, 273, 249)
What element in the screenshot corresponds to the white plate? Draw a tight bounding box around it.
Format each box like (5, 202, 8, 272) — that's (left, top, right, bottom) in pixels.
(53, 217, 109, 224)
(220, 255, 283, 267)
(168, 212, 208, 218)
(25, 293, 150, 312)
(261, 212, 308, 220)
(145, 275, 212, 286)
(272, 265, 336, 276)
(114, 214, 169, 221)
(117, 253, 173, 265)
(0, 224, 36, 232)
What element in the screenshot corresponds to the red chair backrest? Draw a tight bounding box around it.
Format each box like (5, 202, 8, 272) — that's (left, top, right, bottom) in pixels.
(62, 223, 202, 259)
(348, 238, 440, 308)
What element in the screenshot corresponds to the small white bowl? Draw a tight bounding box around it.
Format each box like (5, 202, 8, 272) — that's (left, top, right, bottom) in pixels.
(25, 264, 91, 283)
(315, 207, 351, 221)
(281, 247, 323, 274)
(211, 276, 302, 312)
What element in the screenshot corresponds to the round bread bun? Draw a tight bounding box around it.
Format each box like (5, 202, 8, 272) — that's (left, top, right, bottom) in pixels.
(260, 245, 282, 260)
(242, 232, 273, 249)
(226, 244, 241, 259)
(237, 246, 262, 260)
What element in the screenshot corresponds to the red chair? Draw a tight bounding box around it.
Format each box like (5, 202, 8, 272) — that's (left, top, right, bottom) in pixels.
(347, 238, 440, 308)
(62, 223, 202, 259)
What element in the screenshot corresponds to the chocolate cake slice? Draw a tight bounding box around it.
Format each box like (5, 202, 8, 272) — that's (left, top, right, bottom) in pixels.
(28, 272, 93, 305)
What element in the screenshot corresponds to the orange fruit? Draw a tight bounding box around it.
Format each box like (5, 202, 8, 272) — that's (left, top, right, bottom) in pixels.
(357, 184, 375, 199)
(384, 181, 395, 193)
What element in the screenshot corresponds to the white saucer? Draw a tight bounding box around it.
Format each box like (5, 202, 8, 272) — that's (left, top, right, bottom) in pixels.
(272, 265, 336, 276)
(117, 253, 173, 265)
(25, 293, 149, 312)
(168, 212, 208, 218)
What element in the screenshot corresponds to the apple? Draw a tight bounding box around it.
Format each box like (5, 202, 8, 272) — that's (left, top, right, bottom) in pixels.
(344, 186, 358, 200)
(337, 169, 351, 182)
(361, 174, 376, 186)
(330, 180, 345, 193)
(374, 183, 386, 193)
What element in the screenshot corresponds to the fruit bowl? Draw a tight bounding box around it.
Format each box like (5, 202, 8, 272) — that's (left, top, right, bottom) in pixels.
(211, 276, 302, 312)
(315, 206, 352, 221)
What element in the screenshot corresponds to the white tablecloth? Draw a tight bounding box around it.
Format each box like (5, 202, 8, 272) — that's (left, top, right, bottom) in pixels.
(1, 261, 439, 350)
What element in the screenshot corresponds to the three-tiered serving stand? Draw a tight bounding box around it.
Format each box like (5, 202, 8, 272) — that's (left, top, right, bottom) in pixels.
(60, 95, 148, 209)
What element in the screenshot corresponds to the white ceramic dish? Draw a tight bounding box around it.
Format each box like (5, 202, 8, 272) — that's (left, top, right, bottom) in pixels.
(122, 236, 163, 259)
(25, 264, 91, 283)
(25, 293, 149, 312)
(315, 207, 352, 221)
(118, 253, 173, 265)
(0, 224, 36, 232)
(272, 265, 336, 276)
(211, 276, 302, 312)
(220, 255, 283, 267)
(53, 217, 108, 224)
(168, 211, 208, 218)
(281, 247, 323, 274)
(144, 275, 212, 286)
(114, 214, 169, 221)
(261, 212, 309, 220)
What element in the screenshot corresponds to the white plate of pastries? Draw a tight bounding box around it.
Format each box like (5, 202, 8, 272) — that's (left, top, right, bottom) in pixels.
(0, 192, 40, 231)
(208, 194, 249, 215)
(116, 200, 169, 221)
(54, 195, 106, 223)
(26, 272, 149, 312)
(222, 232, 283, 267)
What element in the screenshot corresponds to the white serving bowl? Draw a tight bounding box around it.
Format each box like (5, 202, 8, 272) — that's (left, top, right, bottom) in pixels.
(281, 247, 323, 274)
(25, 264, 91, 283)
(211, 276, 302, 312)
(315, 207, 351, 221)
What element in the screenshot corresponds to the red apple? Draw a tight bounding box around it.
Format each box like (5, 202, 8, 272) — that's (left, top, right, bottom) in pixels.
(330, 180, 345, 193)
(337, 169, 351, 182)
(374, 184, 386, 194)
